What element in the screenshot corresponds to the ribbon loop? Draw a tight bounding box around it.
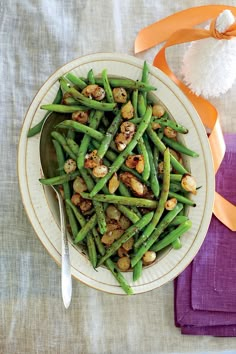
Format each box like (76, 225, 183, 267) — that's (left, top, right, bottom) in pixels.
(135, 5, 236, 231)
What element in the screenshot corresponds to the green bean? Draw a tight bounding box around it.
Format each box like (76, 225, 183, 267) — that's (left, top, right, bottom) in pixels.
(137, 93, 146, 116)
(65, 73, 87, 90)
(160, 174, 183, 182)
(87, 233, 97, 268)
(133, 260, 143, 282)
(97, 112, 122, 159)
(68, 87, 117, 111)
(67, 138, 80, 157)
(153, 116, 188, 134)
(89, 105, 153, 197)
(67, 129, 76, 140)
(92, 228, 105, 255)
(51, 131, 77, 160)
(150, 220, 192, 252)
(146, 126, 188, 174)
(157, 126, 164, 140)
(27, 87, 63, 137)
(77, 110, 103, 169)
(132, 89, 138, 118)
(105, 259, 133, 295)
(40, 104, 88, 113)
(137, 137, 150, 181)
(101, 115, 110, 128)
(65, 199, 85, 227)
(168, 191, 196, 206)
(39, 170, 80, 185)
(131, 203, 183, 266)
(169, 215, 189, 226)
(65, 204, 79, 239)
(162, 137, 199, 157)
(59, 77, 71, 93)
(81, 192, 158, 208)
(143, 134, 160, 197)
(74, 213, 97, 243)
(116, 205, 140, 224)
(118, 181, 142, 218)
(169, 182, 184, 193)
(79, 168, 107, 234)
(102, 69, 114, 103)
(135, 148, 170, 247)
(63, 96, 80, 105)
(172, 238, 182, 249)
(94, 77, 157, 92)
(141, 60, 149, 105)
(56, 120, 104, 141)
(97, 212, 154, 267)
(87, 69, 96, 84)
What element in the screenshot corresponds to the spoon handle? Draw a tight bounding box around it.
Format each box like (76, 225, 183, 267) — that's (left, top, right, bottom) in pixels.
(57, 192, 72, 308)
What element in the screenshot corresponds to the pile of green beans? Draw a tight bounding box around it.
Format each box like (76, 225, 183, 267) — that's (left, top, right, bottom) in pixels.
(34, 63, 199, 295)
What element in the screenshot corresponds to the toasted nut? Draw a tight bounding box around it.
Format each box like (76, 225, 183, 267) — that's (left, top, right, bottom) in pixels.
(64, 159, 77, 174)
(73, 177, 87, 194)
(106, 223, 121, 232)
(84, 150, 102, 168)
(119, 215, 131, 230)
(101, 229, 124, 245)
(82, 84, 105, 101)
(71, 193, 81, 206)
(142, 251, 157, 265)
(72, 111, 89, 124)
(136, 155, 145, 173)
(121, 100, 134, 119)
(117, 256, 131, 271)
(115, 133, 132, 151)
(125, 155, 144, 173)
(120, 172, 148, 196)
(122, 237, 134, 251)
(117, 247, 129, 258)
(93, 164, 108, 178)
(79, 198, 93, 213)
(112, 87, 127, 103)
(158, 161, 164, 174)
(106, 205, 121, 221)
(165, 198, 177, 210)
(181, 174, 197, 195)
(130, 178, 146, 196)
(164, 126, 177, 138)
(152, 104, 165, 117)
(152, 122, 161, 130)
(108, 173, 120, 194)
(120, 121, 136, 135)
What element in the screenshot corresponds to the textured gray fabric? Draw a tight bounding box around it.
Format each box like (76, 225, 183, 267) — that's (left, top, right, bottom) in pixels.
(1, 0, 236, 353)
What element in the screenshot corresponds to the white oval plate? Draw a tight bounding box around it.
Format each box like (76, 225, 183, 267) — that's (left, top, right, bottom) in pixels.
(18, 53, 214, 295)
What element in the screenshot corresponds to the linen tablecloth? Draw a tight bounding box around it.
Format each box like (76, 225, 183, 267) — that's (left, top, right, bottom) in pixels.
(1, 1, 236, 353)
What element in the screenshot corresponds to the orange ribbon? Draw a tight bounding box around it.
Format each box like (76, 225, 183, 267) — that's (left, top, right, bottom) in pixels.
(135, 5, 236, 231)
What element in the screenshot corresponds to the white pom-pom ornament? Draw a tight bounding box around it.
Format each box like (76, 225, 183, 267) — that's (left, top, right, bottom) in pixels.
(182, 10, 236, 98)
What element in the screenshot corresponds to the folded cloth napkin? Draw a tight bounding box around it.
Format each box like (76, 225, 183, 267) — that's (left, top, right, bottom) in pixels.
(174, 134, 236, 336)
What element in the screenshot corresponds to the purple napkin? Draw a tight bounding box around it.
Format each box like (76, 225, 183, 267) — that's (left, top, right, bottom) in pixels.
(175, 134, 236, 336)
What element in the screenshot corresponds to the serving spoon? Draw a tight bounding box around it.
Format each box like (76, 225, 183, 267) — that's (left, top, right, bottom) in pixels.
(40, 112, 72, 309)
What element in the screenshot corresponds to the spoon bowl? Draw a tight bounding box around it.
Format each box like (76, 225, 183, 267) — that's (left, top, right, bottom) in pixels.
(40, 112, 72, 309)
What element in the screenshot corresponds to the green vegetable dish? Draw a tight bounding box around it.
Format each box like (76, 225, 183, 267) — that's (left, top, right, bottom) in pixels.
(28, 62, 198, 295)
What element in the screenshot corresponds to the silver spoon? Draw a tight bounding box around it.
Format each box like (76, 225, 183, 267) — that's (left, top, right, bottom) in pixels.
(40, 112, 72, 309)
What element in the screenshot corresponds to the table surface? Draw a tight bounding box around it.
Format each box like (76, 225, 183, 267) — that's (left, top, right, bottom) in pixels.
(1, 0, 236, 353)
